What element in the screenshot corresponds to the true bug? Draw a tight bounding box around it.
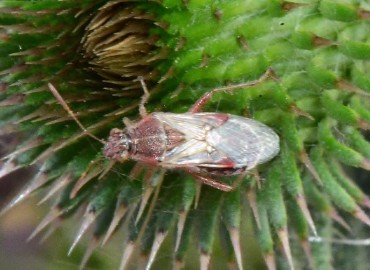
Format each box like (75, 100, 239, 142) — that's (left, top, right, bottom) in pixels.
(48, 68, 280, 191)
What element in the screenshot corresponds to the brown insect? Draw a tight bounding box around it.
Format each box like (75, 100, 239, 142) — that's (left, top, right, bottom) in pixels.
(48, 68, 279, 191)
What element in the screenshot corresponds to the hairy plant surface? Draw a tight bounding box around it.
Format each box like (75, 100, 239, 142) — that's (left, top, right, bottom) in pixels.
(1, 0, 370, 269)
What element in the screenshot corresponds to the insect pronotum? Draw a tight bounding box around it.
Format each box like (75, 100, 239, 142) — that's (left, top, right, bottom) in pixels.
(48, 68, 280, 191)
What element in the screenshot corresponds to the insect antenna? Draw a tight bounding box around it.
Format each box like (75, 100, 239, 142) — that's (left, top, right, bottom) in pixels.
(47, 83, 106, 144)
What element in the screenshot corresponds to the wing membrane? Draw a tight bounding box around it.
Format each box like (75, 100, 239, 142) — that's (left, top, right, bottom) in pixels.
(154, 112, 234, 168)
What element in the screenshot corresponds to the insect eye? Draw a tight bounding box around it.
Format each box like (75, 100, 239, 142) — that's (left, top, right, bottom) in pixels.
(119, 142, 127, 147)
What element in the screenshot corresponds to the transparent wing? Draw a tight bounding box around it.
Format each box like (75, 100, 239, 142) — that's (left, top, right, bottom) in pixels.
(154, 113, 279, 169)
(206, 116, 280, 169)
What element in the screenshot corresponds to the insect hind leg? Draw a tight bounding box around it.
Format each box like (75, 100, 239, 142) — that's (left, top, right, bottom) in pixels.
(186, 170, 234, 192)
(189, 67, 278, 113)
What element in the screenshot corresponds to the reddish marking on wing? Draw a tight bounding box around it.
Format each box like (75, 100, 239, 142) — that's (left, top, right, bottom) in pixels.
(195, 158, 236, 169)
(195, 158, 240, 176)
(210, 113, 229, 123)
(218, 158, 236, 168)
(199, 113, 229, 128)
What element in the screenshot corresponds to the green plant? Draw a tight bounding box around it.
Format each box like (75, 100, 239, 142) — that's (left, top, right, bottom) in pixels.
(1, 0, 370, 269)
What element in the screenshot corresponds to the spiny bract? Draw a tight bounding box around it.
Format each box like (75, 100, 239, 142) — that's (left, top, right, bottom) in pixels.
(1, 0, 370, 269)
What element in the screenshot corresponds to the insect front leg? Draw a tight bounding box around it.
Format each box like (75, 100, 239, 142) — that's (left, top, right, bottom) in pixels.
(189, 67, 277, 113)
(136, 76, 150, 117)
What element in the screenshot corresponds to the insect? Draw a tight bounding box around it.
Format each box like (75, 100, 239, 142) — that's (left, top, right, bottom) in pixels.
(48, 68, 279, 191)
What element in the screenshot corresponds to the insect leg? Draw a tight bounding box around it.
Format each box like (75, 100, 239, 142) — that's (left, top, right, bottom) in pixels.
(136, 76, 150, 117)
(47, 83, 105, 144)
(189, 67, 277, 113)
(186, 171, 233, 192)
